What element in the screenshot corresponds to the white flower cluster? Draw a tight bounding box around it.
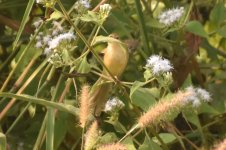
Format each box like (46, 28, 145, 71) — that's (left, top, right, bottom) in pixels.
(34, 20, 76, 55)
(185, 86, 211, 107)
(36, 0, 44, 4)
(99, 4, 112, 18)
(47, 32, 75, 51)
(33, 18, 43, 29)
(146, 55, 173, 75)
(78, 0, 90, 9)
(158, 7, 184, 26)
(104, 97, 125, 112)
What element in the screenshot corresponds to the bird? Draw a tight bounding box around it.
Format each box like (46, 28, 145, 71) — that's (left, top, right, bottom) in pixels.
(90, 33, 129, 116)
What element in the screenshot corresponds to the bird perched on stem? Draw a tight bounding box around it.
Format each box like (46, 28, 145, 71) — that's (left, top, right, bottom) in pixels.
(90, 33, 129, 116)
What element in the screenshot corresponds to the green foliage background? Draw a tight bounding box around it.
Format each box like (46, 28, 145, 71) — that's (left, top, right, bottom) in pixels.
(0, 0, 226, 149)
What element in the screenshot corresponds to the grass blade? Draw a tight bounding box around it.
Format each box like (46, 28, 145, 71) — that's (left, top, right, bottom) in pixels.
(13, 0, 35, 50)
(0, 133, 6, 150)
(0, 92, 79, 116)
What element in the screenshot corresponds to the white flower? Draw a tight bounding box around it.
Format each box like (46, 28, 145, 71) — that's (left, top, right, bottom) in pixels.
(78, 0, 90, 9)
(33, 18, 43, 28)
(146, 55, 173, 75)
(43, 35, 51, 44)
(196, 88, 211, 102)
(44, 48, 51, 55)
(184, 86, 211, 107)
(158, 7, 184, 26)
(52, 21, 63, 31)
(35, 41, 42, 48)
(99, 4, 112, 17)
(36, 0, 44, 4)
(48, 32, 76, 50)
(104, 97, 125, 112)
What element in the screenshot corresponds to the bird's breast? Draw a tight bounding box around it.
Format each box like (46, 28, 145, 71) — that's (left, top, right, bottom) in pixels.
(103, 43, 128, 77)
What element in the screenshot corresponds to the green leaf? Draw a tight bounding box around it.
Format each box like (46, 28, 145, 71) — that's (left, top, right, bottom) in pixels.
(139, 136, 162, 150)
(130, 82, 156, 111)
(48, 9, 63, 20)
(0, 133, 6, 150)
(0, 92, 79, 116)
(199, 103, 220, 115)
(217, 25, 226, 37)
(183, 110, 200, 127)
(80, 11, 100, 24)
(54, 112, 68, 149)
(99, 132, 118, 144)
(181, 74, 192, 89)
(152, 133, 176, 144)
(185, 21, 208, 38)
(210, 2, 226, 27)
(13, 0, 35, 50)
(77, 56, 91, 73)
(144, 69, 153, 81)
(122, 137, 136, 150)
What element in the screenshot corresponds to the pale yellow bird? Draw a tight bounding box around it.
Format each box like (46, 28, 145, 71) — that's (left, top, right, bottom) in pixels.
(90, 33, 129, 116)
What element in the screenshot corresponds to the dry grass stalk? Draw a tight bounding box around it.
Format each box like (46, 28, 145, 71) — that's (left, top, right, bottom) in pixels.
(138, 91, 192, 128)
(84, 120, 99, 150)
(97, 143, 127, 150)
(79, 85, 92, 128)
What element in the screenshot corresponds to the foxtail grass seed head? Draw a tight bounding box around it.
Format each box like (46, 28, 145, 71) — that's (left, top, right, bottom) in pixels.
(104, 97, 125, 113)
(79, 85, 92, 128)
(138, 91, 191, 128)
(146, 55, 173, 75)
(97, 143, 127, 150)
(84, 120, 99, 150)
(158, 7, 184, 26)
(138, 87, 211, 128)
(213, 138, 226, 150)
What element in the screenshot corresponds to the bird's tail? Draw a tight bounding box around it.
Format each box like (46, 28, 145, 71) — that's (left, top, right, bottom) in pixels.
(90, 79, 111, 116)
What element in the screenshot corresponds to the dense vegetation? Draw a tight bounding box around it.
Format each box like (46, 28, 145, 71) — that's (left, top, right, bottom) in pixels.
(0, 0, 226, 149)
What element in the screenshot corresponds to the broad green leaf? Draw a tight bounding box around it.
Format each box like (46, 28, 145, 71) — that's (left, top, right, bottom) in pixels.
(199, 103, 220, 115)
(105, 120, 127, 134)
(217, 25, 226, 38)
(80, 11, 100, 24)
(130, 86, 156, 111)
(54, 112, 68, 149)
(77, 56, 91, 73)
(210, 2, 226, 27)
(130, 81, 146, 96)
(0, 133, 6, 150)
(99, 132, 118, 144)
(49, 9, 63, 20)
(144, 69, 152, 81)
(181, 74, 192, 89)
(152, 133, 176, 144)
(139, 136, 162, 150)
(146, 18, 164, 29)
(186, 21, 208, 38)
(122, 137, 136, 150)
(13, 0, 35, 50)
(182, 110, 200, 127)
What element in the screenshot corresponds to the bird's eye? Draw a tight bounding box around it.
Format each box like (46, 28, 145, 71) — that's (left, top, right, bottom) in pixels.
(109, 33, 119, 39)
